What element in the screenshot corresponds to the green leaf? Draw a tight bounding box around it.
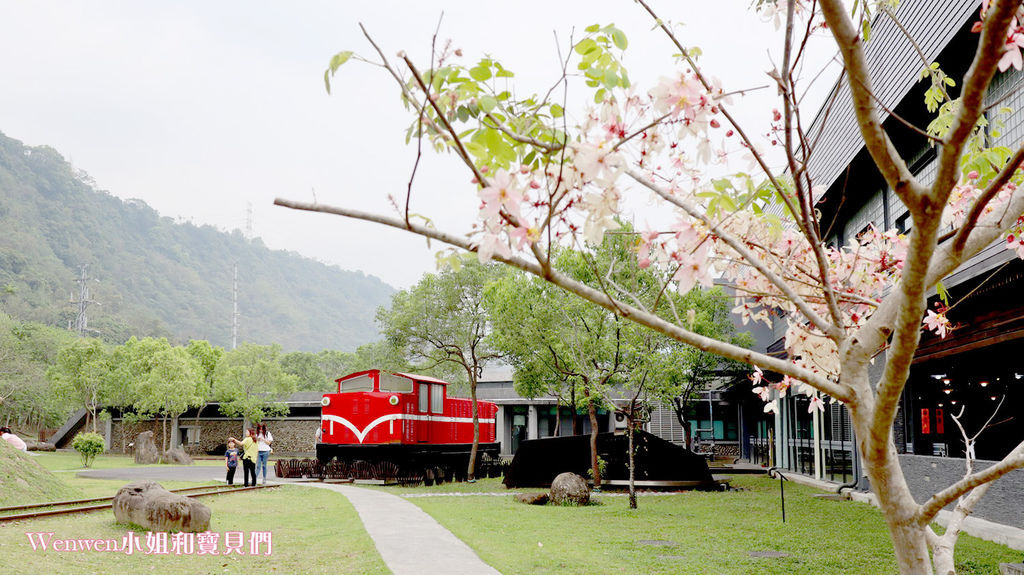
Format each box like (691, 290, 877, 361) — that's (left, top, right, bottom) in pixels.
(862, 19, 871, 42)
(550, 103, 564, 118)
(478, 95, 498, 113)
(469, 66, 491, 82)
(323, 50, 354, 94)
(936, 281, 950, 306)
(611, 28, 628, 50)
(575, 38, 599, 55)
(585, 24, 601, 33)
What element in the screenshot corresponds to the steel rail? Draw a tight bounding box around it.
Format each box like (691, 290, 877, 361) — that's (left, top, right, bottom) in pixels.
(0, 484, 279, 523)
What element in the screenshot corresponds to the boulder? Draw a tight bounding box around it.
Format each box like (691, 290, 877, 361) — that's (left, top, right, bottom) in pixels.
(134, 431, 159, 464)
(549, 472, 590, 506)
(25, 440, 56, 452)
(161, 447, 193, 465)
(515, 492, 549, 505)
(113, 481, 211, 533)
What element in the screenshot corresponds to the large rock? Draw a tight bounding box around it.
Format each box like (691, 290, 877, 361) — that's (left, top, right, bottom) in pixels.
(515, 492, 549, 505)
(25, 440, 56, 452)
(549, 472, 590, 506)
(134, 431, 159, 464)
(161, 447, 193, 465)
(113, 481, 211, 533)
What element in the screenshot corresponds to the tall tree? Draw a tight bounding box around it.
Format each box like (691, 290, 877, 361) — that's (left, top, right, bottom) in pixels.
(48, 337, 110, 432)
(213, 343, 298, 434)
(185, 339, 224, 444)
(378, 258, 504, 480)
(132, 346, 205, 453)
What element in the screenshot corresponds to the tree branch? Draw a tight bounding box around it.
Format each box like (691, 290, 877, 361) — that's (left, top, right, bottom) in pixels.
(915, 439, 1024, 526)
(273, 197, 852, 402)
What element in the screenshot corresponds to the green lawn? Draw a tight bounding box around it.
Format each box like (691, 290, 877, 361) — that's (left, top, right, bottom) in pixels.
(408, 476, 1024, 575)
(0, 485, 388, 574)
(33, 451, 223, 472)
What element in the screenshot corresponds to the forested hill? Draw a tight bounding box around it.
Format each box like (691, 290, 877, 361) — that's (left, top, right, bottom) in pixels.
(0, 131, 394, 351)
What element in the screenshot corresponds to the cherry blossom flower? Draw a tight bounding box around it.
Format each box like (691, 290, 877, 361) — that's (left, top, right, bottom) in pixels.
(478, 169, 523, 221)
(808, 395, 826, 414)
(923, 309, 951, 338)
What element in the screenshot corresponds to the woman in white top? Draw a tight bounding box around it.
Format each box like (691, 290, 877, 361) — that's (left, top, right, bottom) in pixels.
(255, 423, 273, 484)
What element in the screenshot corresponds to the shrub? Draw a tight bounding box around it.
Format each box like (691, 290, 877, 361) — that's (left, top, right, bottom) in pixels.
(72, 432, 106, 468)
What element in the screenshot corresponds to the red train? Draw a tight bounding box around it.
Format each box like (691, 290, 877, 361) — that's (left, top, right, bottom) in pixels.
(317, 370, 500, 481)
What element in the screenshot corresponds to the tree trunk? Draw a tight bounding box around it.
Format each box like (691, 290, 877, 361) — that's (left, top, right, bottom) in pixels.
(849, 399, 935, 574)
(553, 401, 561, 437)
(161, 416, 167, 454)
(467, 371, 480, 481)
(672, 397, 693, 451)
(585, 391, 601, 489)
(628, 416, 637, 509)
(571, 387, 581, 435)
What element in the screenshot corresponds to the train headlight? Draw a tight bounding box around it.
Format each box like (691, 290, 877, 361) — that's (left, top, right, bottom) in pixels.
(388, 395, 399, 406)
(321, 396, 331, 407)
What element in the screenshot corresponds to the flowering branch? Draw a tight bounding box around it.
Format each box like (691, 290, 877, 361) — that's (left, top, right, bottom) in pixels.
(273, 196, 852, 402)
(626, 167, 844, 340)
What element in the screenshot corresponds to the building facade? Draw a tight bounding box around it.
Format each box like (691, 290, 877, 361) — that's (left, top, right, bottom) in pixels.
(755, 0, 1024, 528)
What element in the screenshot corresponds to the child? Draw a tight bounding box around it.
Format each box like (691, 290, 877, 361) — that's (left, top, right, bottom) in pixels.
(225, 440, 240, 485)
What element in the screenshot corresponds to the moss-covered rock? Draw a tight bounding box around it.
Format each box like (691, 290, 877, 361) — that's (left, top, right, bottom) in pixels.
(0, 440, 83, 506)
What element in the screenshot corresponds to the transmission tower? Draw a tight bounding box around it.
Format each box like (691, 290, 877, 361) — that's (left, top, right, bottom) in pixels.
(69, 265, 100, 335)
(245, 202, 254, 240)
(231, 263, 239, 350)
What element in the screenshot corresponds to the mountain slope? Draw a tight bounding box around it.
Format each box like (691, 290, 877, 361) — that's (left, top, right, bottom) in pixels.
(0, 131, 394, 351)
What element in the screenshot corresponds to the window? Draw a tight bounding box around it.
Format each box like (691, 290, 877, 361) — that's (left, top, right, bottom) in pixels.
(379, 372, 413, 393)
(340, 374, 374, 393)
(179, 426, 200, 446)
(418, 383, 429, 413)
(431, 384, 444, 414)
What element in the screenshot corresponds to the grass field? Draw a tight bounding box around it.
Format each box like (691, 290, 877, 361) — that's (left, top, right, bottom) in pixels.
(405, 475, 1024, 575)
(5, 451, 1023, 574)
(0, 485, 388, 574)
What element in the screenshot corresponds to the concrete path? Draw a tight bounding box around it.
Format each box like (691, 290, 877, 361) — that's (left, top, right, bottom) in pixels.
(303, 483, 501, 575)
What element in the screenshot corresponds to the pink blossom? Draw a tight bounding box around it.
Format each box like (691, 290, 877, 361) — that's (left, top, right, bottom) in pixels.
(478, 169, 523, 221)
(672, 243, 712, 294)
(998, 31, 1024, 71)
(808, 395, 825, 414)
(922, 309, 950, 338)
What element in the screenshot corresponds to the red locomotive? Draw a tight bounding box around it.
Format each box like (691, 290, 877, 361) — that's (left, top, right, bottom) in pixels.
(317, 370, 500, 481)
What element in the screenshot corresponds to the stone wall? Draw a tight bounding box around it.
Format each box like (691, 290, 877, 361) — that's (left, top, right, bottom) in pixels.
(108, 418, 319, 456)
(898, 454, 1024, 529)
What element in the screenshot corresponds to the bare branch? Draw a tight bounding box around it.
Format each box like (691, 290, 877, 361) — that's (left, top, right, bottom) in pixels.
(817, 0, 921, 205)
(916, 439, 1024, 526)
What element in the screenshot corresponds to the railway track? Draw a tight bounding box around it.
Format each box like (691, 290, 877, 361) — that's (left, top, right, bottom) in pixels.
(0, 483, 279, 523)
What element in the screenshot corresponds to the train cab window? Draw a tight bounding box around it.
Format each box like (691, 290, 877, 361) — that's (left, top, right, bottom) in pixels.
(340, 374, 374, 393)
(430, 384, 444, 414)
(379, 372, 413, 393)
(418, 383, 430, 413)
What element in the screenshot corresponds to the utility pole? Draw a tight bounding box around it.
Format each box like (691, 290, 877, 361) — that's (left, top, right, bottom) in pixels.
(69, 265, 100, 335)
(245, 202, 254, 241)
(231, 263, 239, 350)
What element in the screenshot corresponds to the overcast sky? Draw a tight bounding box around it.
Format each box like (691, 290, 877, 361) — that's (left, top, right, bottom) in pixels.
(0, 1, 838, 289)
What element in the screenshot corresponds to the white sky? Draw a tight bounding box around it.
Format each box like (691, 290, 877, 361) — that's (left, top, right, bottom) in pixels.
(0, 1, 838, 289)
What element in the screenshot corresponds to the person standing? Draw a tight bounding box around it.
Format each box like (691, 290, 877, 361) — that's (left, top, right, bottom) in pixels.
(228, 429, 258, 487)
(224, 440, 240, 486)
(256, 423, 274, 485)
